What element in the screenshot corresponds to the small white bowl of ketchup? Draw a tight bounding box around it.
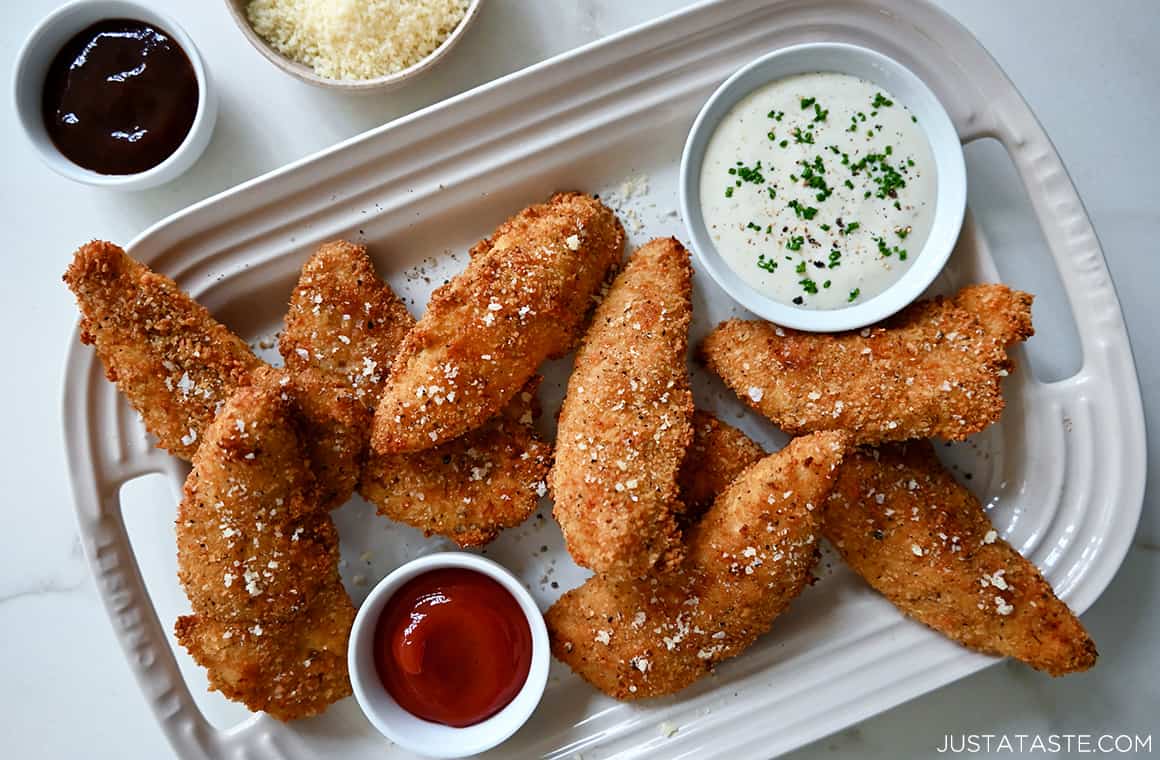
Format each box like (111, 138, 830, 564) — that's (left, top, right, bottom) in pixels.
(348, 552, 550, 757)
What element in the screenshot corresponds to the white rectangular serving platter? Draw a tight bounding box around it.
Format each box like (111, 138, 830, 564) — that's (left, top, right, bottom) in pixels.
(62, 1, 1146, 758)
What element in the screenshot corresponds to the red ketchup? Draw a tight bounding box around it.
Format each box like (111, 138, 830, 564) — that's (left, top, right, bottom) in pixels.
(374, 568, 532, 727)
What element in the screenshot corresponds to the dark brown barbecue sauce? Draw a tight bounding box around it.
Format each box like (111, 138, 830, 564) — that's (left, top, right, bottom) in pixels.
(42, 19, 199, 175)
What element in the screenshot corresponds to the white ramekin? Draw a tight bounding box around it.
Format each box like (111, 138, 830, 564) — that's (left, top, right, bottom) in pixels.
(348, 552, 549, 758)
(680, 43, 966, 332)
(12, 0, 218, 191)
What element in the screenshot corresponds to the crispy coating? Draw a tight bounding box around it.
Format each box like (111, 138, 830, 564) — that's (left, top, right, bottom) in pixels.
(547, 432, 849, 700)
(279, 241, 407, 508)
(551, 238, 694, 577)
(280, 240, 413, 405)
(699, 284, 1033, 444)
(678, 410, 766, 521)
(62, 240, 261, 459)
(280, 241, 550, 545)
(821, 442, 1096, 676)
(954, 283, 1036, 348)
(177, 470, 340, 623)
(372, 192, 624, 453)
(361, 380, 550, 546)
(177, 368, 338, 621)
(288, 365, 371, 510)
(174, 584, 354, 722)
(174, 368, 353, 718)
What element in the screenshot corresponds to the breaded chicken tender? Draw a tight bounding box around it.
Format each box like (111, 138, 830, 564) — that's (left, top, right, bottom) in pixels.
(678, 411, 766, 520)
(175, 585, 354, 722)
(63, 241, 261, 459)
(361, 379, 550, 546)
(281, 241, 549, 545)
(372, 192, 624, 454)
(821, 442, 1096, 676)
(547, 432, 848, 700)
(551, 237, 694, 577)
(699, 284, 1033, 444)
(281, 240, 413, 404)
(174, 368, 353, 718)
(278, 240, 419, 508)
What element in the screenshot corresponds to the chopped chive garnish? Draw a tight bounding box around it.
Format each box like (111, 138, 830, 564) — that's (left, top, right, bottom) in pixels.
(792, 126, 815, 144)
(787, 199, 818, 220)
(874, 235, 908, 260)
(734, 161, 764, 184)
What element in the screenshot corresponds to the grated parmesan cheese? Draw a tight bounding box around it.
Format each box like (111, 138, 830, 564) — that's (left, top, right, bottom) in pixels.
(247, 0, 470, 81)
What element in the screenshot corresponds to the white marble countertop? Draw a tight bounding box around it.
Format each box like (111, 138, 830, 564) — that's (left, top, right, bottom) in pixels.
(1, 1, 1155, 758)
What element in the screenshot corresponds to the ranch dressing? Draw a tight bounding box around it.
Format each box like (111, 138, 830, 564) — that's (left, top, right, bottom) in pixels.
(700, 73, 936, 309)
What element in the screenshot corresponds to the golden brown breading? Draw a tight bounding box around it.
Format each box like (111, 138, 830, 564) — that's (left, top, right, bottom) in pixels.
(361, 379, 550, 547)
(174, 584, 354, 722)
(174, 368, 353, 718)
(546, 432, 848, 700)
(678, 411, 766, 520)
(278, 240, 409, 509)
(821, 442, 1096, 676)
(177, 368, 338, 621)
(699, 285, 1033, 444)
(62, 240, 261, 459)
(954, 283, 1035, 348)
(280, 240, 414, 405)
(287, 365, 371, 510)
(371, 192, 624, 454)
(551, 237, 694, 577)
(177, 471, 340, 623)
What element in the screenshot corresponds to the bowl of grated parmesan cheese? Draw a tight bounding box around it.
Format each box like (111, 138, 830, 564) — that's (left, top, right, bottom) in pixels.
(226, 0, 481, 92)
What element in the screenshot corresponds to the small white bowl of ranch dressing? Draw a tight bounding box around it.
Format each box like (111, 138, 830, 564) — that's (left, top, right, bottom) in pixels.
(680, 43, 966, 331)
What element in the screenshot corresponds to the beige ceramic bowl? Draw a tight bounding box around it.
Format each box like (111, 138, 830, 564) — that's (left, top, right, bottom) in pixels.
(224, 0, 483, 93)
